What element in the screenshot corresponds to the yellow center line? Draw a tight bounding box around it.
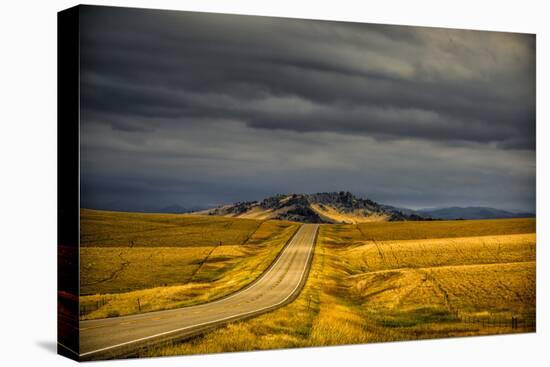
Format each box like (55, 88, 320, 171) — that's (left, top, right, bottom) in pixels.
(82, 315, 170, 331)
(80, 324, 110, 331)
(119, 321, 137, 326)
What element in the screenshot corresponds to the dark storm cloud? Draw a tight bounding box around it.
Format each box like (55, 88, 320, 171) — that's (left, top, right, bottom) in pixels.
(79, 6, 536, 211)
(80, 7, 535, 148)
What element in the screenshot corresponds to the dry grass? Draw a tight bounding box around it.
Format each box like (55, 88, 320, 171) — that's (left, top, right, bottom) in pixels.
(342, 233, 535, 272)
(352, 262, 535, 321)
(81, 209, 264, 247)
(81, 247, 217, 294)
(310, 204, 389, 223)
(79, 210, 299, 320)
(145, 218, 535, 357)
(353, 218, 535, 241)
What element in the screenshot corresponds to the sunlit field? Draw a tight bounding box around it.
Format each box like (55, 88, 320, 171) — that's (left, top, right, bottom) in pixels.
(80, 209, 299, 320)
(145, 218, 535, 356)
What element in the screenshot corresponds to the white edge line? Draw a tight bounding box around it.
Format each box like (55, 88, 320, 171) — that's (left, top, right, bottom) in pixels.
(193, 224, 307, 305)
(80, 224, 318, 357)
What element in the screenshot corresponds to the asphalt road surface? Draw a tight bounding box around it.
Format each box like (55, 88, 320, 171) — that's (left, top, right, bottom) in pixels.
(78, 223, 319, 360)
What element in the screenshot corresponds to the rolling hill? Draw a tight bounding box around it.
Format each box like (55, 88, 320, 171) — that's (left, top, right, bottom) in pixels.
(196, 192, 425, 224)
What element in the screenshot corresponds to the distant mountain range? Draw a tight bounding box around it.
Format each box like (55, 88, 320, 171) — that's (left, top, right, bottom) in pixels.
(194, 192, 534, 224)
(415, 206, 535, 220)
(196, 192, 425, 223)
(146, 204, 205, 214)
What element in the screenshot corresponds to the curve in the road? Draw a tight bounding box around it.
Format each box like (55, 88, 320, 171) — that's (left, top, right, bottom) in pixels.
(79, 223, 319, 360)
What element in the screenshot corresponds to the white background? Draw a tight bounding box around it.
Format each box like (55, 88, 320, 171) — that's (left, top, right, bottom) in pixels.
(0, 0, 548, 365)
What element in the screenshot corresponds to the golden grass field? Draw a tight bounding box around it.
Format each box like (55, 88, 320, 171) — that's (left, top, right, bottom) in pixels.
(79, 209, 300, 320)
(144, 218, 535, 356)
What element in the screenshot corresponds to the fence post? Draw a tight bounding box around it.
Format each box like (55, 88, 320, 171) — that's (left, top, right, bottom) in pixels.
(137, 298, 141, 312)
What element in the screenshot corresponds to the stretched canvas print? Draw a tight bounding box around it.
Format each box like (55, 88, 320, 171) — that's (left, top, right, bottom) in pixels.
(58, 5, 536, 361)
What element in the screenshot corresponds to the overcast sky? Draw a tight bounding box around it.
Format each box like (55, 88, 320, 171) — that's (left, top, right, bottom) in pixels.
(79, 6, 535, 212)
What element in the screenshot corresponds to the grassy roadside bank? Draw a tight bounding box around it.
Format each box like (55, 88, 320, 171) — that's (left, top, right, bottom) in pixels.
(80, 209, 300, 320)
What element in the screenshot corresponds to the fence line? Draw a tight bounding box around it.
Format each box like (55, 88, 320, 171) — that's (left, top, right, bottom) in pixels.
(380, 313, 536, 329)
(460, 315, 536, 329)
(80, 298, 107, 317)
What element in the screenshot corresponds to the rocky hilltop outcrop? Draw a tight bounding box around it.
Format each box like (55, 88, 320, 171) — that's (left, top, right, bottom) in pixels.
(199, 191, 427, 224)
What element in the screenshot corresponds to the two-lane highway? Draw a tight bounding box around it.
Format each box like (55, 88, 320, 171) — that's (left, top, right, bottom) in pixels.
(78, 223, 319, 360)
